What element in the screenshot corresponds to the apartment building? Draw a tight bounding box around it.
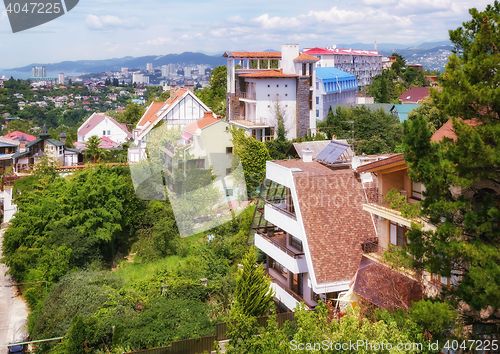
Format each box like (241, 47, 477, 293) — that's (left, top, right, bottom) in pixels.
(315, 67, 358, 120)
(253, 142, 376, 311)
(304, 47, 382, 87)
(225, 45, 318, 141)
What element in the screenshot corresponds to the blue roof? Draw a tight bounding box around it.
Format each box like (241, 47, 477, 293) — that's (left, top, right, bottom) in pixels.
(391, 104, 420, 122)
(316, 67, 356, 81)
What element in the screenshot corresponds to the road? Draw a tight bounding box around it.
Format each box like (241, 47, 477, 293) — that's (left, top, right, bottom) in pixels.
(0, 228, 28, 353)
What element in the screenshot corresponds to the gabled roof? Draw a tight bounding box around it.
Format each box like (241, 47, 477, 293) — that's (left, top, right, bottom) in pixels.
(3, 131, 36, 142)
(399, 87, 430, 103)
(0, 136, 20, 148)
(272, 160, 376, 284)
(238, 70, 298, 78)
(136, 89, 210, 141)
(137, 101, 166, 128)
(303, 47, 334, 55)
(294, 53, 320, 62)
(78, 112, 131, 139)
(431, 118, 481, 142)
(353, 256, 423, 310)
(224, 51, 281, 59)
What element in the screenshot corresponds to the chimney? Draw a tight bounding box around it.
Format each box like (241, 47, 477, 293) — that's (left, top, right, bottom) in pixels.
(281, 44, 300, 75)
(302, 148, 313, 163)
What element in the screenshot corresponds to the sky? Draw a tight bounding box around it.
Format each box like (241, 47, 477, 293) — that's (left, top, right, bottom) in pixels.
(0, 0, 492, 68)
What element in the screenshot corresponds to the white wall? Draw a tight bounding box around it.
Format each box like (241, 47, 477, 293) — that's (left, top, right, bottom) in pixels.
(281, 44, 300, 75)
(252, 78, 297, 139)
(80, 117, 129, 144)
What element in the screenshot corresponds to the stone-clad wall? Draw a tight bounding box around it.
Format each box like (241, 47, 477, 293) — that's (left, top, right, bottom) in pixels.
(296, 77, 311, 137)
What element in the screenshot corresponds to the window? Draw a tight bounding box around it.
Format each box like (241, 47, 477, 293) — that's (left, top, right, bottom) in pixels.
(285, 84, 288, 87)
(285, 93, 288, 97)
(267, 84, 270, 87)
(276, 84, 279, 87)
(290, 273, 303, 296)
(226, 146, 233, 154)
(316, 110, 319, 117)
(226, 168, 232, 176)
(103, 130, 106, 135)
(267, 94, 270, 97)
(225, 189, 233, 197)
(107, 130, 111, 135)
(389, 222, 407, 246)
(316, 97, 319, 104)
(412, 181, 426, 200)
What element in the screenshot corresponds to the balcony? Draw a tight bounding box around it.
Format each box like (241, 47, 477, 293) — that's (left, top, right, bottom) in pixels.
(268, 270, 314, 311)
(254, 229, 308, 274)
(238, 91, 256, 101)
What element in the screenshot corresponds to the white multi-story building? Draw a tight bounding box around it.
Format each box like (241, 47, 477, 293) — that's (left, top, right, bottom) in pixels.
(58, 73, 65, 85)
(304, 47, 382, 87)
(315, 67, 358, 120)
(132, 72, 149, 85)
(32, 66, 46, 78)
(225, 45, 318, 141)
(146, 63, 154, 74)
(253, 145, 376, 311)
(77, 112, 131, 145)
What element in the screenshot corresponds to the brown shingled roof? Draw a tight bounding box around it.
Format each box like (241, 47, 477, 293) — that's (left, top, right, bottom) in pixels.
(274, 160, 376, 284)
(353, 256, 423, 310)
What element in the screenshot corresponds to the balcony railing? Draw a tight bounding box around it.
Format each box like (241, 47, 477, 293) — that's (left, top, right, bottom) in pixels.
(265, 199, 296, 219)
(239, 91, 256, 100)
(257, 228, 304, 259)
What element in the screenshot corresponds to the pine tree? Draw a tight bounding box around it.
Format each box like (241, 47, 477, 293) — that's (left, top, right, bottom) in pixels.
(403, 2, 500, 312)
(232, 247, 274, 317)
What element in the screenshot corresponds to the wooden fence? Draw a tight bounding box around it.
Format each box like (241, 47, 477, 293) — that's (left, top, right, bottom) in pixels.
(125, 312, 294, 354)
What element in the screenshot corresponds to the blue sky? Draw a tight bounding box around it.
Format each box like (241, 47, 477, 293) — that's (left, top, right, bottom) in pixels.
(0, 0, 491, 68)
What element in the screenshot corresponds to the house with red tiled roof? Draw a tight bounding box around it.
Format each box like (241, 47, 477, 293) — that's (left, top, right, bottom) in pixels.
(3, 131, 37, 143)
(77, 112, 131, 146)
(399, 87, 430, 104)
(252, 147, 377, 311)
(162, 112, 241, 200)
(128, 88, 211, 163)
(431, 118, 480, 142)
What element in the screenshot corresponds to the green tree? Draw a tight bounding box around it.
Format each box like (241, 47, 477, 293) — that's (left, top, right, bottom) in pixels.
(266, 102, 293, 159)
(318, 106, 403, 154)
(232, 247, 273, 317)
(403, 2, 500, 312)
(196, 66, 227, 115)
(434, 1, 499, 121)
(85, 135, 104, 163)
(115, 102, 145, 126)
(231, 127, 270, 196)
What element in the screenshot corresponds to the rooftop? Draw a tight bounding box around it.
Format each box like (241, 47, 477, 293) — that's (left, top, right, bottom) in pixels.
(316, 67, 356, 81)
(356, 153, 405, 174)
(294, 53, 320, 62)
(224, 51, 282, 59)
(304, 47, 380, 57)
(184, 112, 221, 136)
(78, 112, 131, 139)
(399, 87, 430, 103)
(3, 131, 36, 143)
(238, 70, 298, 78)
(431, 118, 481, 142)
(272, 160, 376, 284)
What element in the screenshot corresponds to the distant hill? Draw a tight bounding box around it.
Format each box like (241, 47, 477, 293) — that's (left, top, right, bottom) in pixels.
(3, 52, 227, 77)
(1, 41, 453, 78)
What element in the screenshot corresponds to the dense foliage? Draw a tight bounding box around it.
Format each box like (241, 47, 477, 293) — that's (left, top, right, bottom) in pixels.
(367, 53, 426, 103)
(196, 66, 227, 116)
(403, 2, 499, 314)
(318, 106, 403, 154)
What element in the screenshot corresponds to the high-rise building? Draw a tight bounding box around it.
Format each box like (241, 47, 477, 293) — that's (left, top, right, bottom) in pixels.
(146, 63, 154, 73)
(161, 65, 169, 78)
(32, 66, 47, 78)
(121, 67, 129, 75)
(132, 72, 149, 85)
(58, 73, 65, 85)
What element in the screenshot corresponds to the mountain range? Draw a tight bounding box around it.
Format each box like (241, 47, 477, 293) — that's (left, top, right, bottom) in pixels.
(1, 41, 453, 78)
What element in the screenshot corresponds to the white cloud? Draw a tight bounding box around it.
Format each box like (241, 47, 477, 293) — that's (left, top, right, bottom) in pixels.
(85, 14, 140, 31)
(146, 36, 171, 46)
(253, 14, 300, 29)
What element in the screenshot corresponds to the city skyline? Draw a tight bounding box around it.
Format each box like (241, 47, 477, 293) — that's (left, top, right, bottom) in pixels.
(0, 0, 492, 68)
